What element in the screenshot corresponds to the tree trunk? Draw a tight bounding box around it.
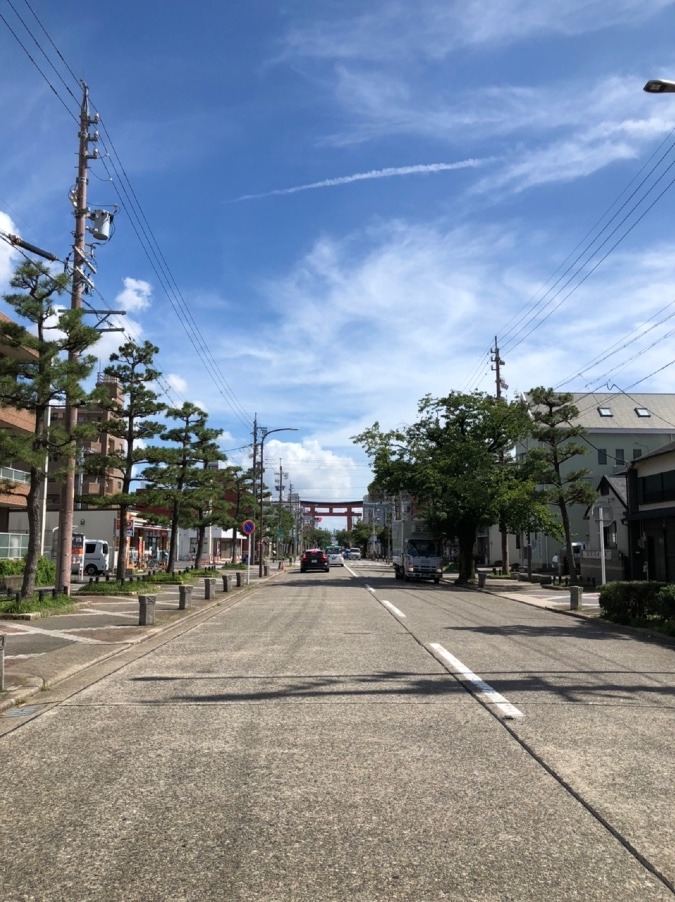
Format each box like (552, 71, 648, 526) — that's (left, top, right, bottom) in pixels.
(22, 473, 42, 598)
(194, 518, 206, 570)
(116, 501, 129, 583)
(499, 518, 509, 575)
(167, 499, 180, 572)
(456, 522, 477, 585)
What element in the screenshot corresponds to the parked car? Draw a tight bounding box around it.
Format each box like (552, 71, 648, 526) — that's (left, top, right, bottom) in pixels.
(348, 547, 362, 560)
(300, 549, 330, 573)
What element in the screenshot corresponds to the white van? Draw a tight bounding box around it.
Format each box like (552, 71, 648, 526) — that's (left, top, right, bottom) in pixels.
(72, 540, 110, 576)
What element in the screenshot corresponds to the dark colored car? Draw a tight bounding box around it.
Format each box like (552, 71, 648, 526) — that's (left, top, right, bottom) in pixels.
(300, 549, 329, 573)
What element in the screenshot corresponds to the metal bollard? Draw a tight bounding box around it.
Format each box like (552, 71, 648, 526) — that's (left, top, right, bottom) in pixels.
(204, 578, 216, 600)
(570, 586, 583, 610)
(477, 572, 487, 589)
(179, 585, 193, 610)
(222, 574, 230, 592)
(236, 571, 243, 587)
(263, 565, 269, 577)
(0, 634, 5, 691)
(138, 594, 156, 626)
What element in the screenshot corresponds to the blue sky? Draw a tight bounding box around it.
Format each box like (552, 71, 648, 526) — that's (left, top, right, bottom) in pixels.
(2, 1, 675, 518)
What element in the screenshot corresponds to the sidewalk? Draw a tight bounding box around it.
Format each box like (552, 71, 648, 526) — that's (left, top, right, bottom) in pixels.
(477, 575, 602, 617)
(0, 565, 285, 714)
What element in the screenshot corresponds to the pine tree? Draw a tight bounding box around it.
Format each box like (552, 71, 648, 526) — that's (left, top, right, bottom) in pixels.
(83, 340, 166, 581)
(0, 260, 99, 597)
(525, 387, 597, 582)
(141, 403, 220, 571)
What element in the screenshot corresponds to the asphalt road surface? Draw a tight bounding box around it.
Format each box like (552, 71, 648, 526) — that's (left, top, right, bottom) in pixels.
(1, 560, 673, 901)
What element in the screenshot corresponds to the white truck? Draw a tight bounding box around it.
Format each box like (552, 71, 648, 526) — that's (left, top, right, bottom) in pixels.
(392, 520, 443, 583)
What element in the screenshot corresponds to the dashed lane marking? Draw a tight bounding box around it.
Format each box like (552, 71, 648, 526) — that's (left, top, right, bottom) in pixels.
(429, 642, 525, 720)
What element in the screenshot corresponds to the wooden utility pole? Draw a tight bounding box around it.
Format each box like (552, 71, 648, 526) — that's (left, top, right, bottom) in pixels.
(56, 83, 97, 593)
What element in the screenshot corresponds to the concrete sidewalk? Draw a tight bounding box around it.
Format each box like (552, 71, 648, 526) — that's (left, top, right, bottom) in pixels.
(0, 565, 285, 714)
(477, 575, 602, 617)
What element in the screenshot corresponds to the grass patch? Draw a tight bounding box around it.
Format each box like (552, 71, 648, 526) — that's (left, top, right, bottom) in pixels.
(75, 568, 215, 596)
(0, 592, 75, 615)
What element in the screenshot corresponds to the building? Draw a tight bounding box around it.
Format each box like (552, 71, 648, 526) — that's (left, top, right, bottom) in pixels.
(580, 474, 629, 584)
(515, 392, 675, 569)
(0, 312, 37, 554)
(47, 373, 125, 510)
(625, 440, 675, 582)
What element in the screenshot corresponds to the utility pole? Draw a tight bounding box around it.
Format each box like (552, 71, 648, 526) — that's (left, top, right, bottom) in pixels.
(56, 83, 98, 594)
(275, 460, 287, 557)
(491, 336, 510, 574)
(251, 414, 258, 562)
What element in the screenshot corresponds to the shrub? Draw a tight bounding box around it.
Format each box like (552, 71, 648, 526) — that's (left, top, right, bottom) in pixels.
(0, 558, 25, 577)
(36, 556, 56, 586)
(598, 581, 665, 625)
(655, 584, 675, 624)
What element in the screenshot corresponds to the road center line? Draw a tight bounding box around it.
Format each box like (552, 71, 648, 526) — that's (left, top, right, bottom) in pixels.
(381, 599, 406, 618)
(429, 642, 524, 720)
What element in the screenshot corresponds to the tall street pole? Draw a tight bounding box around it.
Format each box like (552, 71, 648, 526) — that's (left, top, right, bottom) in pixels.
(56, 83, 97, 593)
(258, 427, 298, 577)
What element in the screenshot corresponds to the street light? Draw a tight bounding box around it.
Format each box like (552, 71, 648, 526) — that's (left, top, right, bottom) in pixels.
(644, 79, 675, 94)
(258, 427, 298, 576)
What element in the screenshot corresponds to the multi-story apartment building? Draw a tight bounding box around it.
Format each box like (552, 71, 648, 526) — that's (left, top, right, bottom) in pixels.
(513, 392, 675, 569)
(0, 312, 36, 548)
(47, 373, 125, 510)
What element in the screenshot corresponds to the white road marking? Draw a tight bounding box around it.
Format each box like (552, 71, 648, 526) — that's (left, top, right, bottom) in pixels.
(2, 622, 107, 645)
(429, 642, 524, 720)
(381, 600, 406, 618)
(6, 653, 44, 660)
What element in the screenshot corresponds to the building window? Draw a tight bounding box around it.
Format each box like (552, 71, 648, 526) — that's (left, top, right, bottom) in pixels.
(635, 407, 650, 417)
(598, 449, 607, 465)
(639, 470, 675, 504)
(598, 407, 613, 417)
(615, 449, 625, 465)
(633, 449, 642, 459)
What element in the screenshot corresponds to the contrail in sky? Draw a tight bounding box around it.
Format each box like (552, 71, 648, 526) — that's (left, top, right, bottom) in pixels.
(232, 159, 488, 201)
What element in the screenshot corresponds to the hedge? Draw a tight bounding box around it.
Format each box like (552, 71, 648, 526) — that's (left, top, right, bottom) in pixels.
(598, 580, 675, 628)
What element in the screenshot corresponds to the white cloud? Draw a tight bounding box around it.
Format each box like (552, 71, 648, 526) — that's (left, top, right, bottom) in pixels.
(282, 1, 675, 63)
(0, 212, 18, 285)
(116, 277, 153, 313)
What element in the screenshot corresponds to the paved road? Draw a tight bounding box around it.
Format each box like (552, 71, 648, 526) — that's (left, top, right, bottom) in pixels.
(1, 562, 673, 900)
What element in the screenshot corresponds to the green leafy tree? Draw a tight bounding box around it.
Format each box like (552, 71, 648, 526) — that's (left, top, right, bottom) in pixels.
(83, 340, 166, 581)
(0, 260, 99, 597)
(354, 391, 532, 584)
(525, 387, 597, 581)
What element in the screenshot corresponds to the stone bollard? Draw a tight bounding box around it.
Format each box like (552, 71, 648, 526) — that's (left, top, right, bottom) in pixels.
(138, 594, 156, 626)
(179, 585, 193, 610)
(477, 572, 487, 589)
(236, 571, 243, 587)
(263, 564, 269, 577)
(204, 578, 217, 600)
(570, 585, 583, 610)
(222, 574, 230, 592)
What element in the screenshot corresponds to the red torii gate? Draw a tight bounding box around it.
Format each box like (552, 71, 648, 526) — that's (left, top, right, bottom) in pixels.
(300, 500, 363, 532)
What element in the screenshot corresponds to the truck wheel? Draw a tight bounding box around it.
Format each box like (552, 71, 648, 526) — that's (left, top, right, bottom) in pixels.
(85, 564, 98, 576)
(434, 577, 441, 584)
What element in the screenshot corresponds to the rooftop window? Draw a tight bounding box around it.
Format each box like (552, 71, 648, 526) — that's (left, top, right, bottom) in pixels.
(598, 406, 613, 417)
(635, 407, 651, 417)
